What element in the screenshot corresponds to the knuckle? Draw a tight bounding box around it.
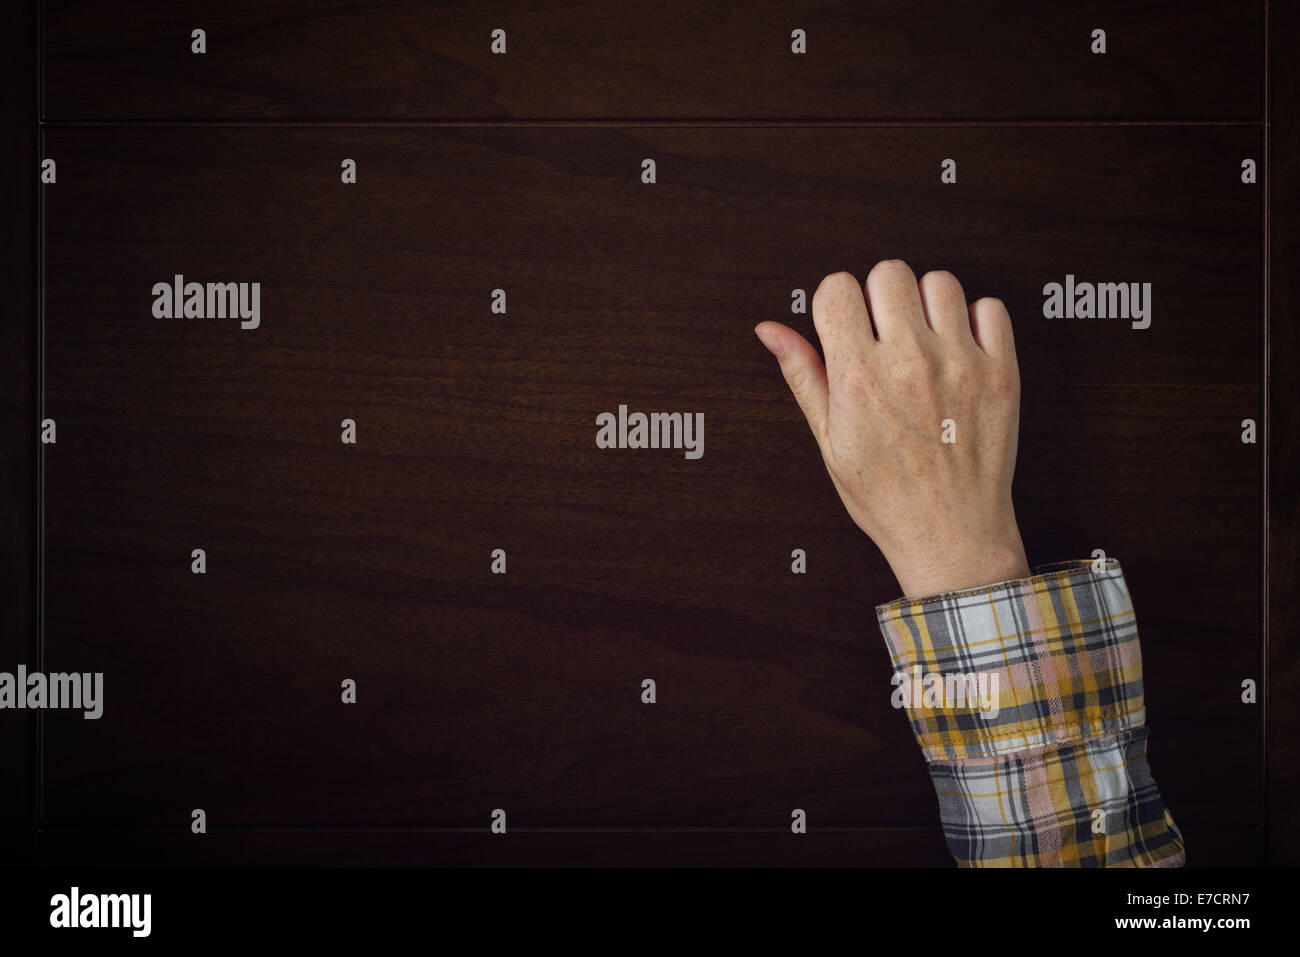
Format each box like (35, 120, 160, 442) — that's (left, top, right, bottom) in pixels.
(812, 272, 857, 322)
(869, 258, 914, 282)
(889, 346, 939, 391)
(983, 360, 1018, 397)
(942, 360, 974, 390)
(815, 270, 856, 299)
(894, 341, 934, 371)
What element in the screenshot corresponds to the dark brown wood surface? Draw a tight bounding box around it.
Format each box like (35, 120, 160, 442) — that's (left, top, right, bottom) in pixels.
(36, 123, 1261, 863)
(43, 0, 1260, 120)
(1, 0, 38, 869)
(3, 0, 1280, 868)
(1265, 0, 1297, 866)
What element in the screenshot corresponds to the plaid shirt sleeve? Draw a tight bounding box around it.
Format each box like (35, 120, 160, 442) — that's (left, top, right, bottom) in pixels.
(875, 557, 1185, 867)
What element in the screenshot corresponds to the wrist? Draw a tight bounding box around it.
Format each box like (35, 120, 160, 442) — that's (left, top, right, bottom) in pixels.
(890, 537, 1030, 599)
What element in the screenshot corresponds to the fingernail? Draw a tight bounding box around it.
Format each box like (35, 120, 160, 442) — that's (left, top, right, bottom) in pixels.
(754, 325, 784, 358)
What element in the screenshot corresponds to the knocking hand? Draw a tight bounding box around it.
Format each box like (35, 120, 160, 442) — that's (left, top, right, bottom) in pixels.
(755, 260, 1030, 597)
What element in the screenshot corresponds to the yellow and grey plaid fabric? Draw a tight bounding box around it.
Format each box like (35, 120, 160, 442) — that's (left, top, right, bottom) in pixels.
(876, 558, 1185, 868)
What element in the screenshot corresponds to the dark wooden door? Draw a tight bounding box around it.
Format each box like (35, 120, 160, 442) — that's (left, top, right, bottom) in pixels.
(5, 0, 1275, 867)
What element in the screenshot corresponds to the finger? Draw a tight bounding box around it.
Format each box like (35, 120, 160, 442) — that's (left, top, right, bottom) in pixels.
(968, 296, 1018, 362)
(811, 271, 876, 386)
(918, 269, 977, 347)
(754, 321, 830, 443)
(864, 259, 929, 344)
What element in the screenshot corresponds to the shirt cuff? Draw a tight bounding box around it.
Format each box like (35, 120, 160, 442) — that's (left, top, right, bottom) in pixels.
(876, 558, 1186, 867)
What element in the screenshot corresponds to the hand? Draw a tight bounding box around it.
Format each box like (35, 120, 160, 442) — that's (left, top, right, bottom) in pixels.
(755, 260, 1029, 598)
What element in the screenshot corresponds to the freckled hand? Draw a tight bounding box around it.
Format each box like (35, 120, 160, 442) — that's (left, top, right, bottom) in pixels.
(754, 260, 1029, 597)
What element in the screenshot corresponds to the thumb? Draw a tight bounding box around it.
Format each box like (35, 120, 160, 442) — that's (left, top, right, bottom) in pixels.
(754, 321, 830, 444)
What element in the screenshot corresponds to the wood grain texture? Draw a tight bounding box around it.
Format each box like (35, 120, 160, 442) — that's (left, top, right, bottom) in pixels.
(1265, 0, 1296, 866)
(11, 0, 1278, 870)
(1, 0, 38, 868)
(38, 126, 1260, 860)
(42, 0, 1262, 120)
